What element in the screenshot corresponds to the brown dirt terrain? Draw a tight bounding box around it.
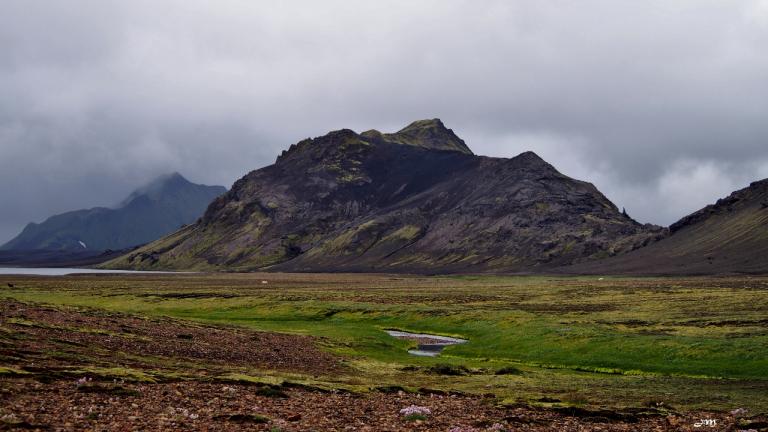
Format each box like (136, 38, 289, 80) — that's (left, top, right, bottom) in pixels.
(1, 379, 759, 431)
(0, 300, 344, 376)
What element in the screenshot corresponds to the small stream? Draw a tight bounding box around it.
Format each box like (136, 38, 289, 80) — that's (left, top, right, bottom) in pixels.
(385, 329, 467, 357)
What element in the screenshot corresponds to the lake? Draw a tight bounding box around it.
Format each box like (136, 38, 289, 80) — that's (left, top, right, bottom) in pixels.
(0, 267, 181, 276)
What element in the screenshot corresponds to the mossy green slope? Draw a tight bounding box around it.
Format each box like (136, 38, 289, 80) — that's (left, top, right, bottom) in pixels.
(565, 178, 768, 274)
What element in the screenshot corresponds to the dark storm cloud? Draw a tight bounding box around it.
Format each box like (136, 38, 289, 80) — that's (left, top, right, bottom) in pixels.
(2, 0, 768, 242)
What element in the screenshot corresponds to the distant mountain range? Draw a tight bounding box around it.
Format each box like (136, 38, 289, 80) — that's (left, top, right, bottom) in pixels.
(104, 119, 669, 272)
(1, 173, 226, 252)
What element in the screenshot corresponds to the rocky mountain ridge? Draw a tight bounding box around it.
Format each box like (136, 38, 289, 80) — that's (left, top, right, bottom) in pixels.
(105, 119, 665, 272)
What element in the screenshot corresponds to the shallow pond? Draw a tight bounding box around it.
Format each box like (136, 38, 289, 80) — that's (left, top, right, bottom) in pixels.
(385, 329, 467, 357)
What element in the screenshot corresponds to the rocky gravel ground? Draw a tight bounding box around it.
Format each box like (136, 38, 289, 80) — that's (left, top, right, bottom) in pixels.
(1, 379, 763, 431)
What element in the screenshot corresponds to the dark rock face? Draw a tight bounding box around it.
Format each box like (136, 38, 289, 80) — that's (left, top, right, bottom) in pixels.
(107, 120, 665, 272)
(563, 178, 768, 275)
(1, 173, 226, 252)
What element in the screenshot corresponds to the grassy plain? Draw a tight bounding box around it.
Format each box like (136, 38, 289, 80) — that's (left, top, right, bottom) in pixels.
(1, 272, 767, 413)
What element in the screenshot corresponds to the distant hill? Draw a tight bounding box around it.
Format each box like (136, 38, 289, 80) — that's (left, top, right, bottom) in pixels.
(1, 173, 226, 252)
(562, 179, 768, 275)
(104, 119, 664, 272)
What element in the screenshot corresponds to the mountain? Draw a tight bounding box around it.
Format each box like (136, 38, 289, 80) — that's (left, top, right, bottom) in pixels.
(1, 173, 226, 252)
(105, 119, 664, 273)
(561, 179, 768, 275)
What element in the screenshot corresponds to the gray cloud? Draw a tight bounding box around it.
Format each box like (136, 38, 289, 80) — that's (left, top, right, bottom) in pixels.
(2, 0, 768, 242)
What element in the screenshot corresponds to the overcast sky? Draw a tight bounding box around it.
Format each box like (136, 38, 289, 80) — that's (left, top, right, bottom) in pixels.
(2, 0, 768, 243)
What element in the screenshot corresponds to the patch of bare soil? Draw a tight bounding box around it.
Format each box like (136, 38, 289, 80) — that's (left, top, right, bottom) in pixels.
(0, 300, 344, 376)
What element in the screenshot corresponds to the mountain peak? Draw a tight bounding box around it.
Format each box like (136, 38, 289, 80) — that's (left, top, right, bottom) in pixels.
(276, 120, 473, 165)
(506, 151, 560, 174)
(400, 118, 447, 130)
(154, 171, 189, 185)
(514, 150, 546, 163)
(119, 172, 196, 207)
(167, 171, 185, 181)
(383, 118, 473, 155)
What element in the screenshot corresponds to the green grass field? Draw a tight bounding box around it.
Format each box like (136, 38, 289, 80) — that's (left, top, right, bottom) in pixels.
(2, 272, 767, 413)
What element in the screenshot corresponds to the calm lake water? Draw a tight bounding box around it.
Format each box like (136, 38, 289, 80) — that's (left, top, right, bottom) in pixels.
(0, 267, 179, 276)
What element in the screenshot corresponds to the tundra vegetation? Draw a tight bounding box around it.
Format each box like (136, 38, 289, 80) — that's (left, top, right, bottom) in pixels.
(1, 272, 766, 430)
